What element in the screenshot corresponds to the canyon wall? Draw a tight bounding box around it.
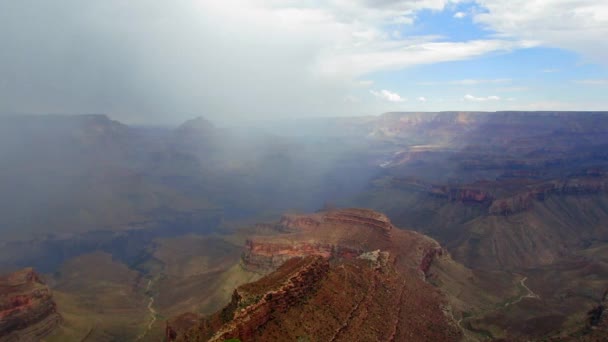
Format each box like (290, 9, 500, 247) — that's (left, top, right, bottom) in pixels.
(0, 268, 61, 341)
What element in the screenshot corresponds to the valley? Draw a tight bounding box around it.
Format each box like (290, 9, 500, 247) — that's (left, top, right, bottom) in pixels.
(2, 112, 608, 340)
(2, 0, 608, 339)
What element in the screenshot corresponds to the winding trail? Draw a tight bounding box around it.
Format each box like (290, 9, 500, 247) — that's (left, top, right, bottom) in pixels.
(504, 277, 540, 308)
(444, 275, 540, 341)
(136, 278, 158, 341)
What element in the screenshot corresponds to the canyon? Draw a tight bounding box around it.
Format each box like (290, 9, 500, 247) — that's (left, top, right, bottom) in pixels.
(2, 112, 608, 340)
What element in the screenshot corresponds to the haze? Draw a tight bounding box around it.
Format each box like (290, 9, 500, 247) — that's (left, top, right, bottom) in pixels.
(4, 1, 608, 341)
(1, 0, 607, 124)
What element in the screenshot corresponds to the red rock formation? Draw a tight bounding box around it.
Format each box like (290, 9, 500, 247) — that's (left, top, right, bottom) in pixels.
(419, 247, 445, 277)
(168, 254, 460, 342)
(395, 174, 608, 215)
(0, 268, 61, 341)
(210, 257, 330, 342)
(167, 256, 331, 341)
(324, 209, 394, 234)
(489, 177, 608, 215)
(166, 209, 460, 342)
(242, 240, 360, 273)
(241, 208, 432, 274)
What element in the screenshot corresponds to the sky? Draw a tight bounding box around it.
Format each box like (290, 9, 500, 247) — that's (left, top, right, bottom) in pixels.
(0, 0, 607, 124)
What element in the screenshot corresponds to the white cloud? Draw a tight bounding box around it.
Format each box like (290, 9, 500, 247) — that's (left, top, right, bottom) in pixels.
(574, 79, 608, 85)
(371, 89, 406, 102)
(418, 97, 427, 102)
(454, 12, 467, 19)
(316, 39, 536, 77)
(4, 0, 601, 122)
(474, 0, 608, 64)
(0, 0, 542, 122)
(464, 94, 501, 101)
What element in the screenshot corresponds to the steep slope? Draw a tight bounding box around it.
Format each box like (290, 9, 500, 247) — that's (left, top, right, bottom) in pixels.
(345, 112, 608, 339)
(166, 209, 518, 341)
(0, 268, 61, 341)
(169, 255, 461, 342)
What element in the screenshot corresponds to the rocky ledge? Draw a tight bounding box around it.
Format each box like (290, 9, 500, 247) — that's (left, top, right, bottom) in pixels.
(167, 252, 460, 342)
(242, 209, 397, 273)
(489, 176, 608, 215)
(0, 268, 61, 341)
(280, 208, 394, 234)
(242, 240, 361, 273)
(167, 256, 330, 341)
(166, 209, 460, 341)
(242, 208, 444, 278)
(393, 175, 608, 215)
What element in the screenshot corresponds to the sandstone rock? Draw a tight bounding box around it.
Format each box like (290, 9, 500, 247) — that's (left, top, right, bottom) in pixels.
(0, 268, 61, 341)
(166, 209, 460, 342)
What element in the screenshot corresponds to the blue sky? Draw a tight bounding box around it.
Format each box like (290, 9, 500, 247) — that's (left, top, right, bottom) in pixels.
(359, 1, 608, 113)
(0, 1, 607, 123)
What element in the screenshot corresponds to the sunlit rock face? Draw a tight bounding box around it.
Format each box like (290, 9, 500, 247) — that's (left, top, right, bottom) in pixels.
(0, 268, 61, 341)
(166, 209, 463, 342)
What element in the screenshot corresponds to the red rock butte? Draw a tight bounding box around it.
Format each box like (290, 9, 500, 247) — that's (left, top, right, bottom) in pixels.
(0, 268, 61, 341)
(167, 209, 459, 341)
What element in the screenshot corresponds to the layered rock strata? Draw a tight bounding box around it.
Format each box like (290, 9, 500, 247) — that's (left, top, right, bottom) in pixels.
(167, 209, 461, 341)
(0, 268, 61, 341)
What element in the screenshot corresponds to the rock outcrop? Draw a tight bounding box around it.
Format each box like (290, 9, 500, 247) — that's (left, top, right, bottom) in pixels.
(242, 240, 360, 273)
(167, 209, 462, 341)
(241, 208, 439, 276)
(393, 175, 608, 215)
(0, 268, 61, 341)
(167, 256, 330, 341)
(168, 253, 461, 342)
(489, 176, 608, 215)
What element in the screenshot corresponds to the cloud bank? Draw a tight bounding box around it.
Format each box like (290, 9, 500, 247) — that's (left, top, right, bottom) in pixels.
(0, 1, 605, 123)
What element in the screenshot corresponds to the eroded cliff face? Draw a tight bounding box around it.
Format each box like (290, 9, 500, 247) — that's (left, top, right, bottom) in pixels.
(393, 175, 608, 216)
(0, 268, 61, 341)
(242, 240, 360, 273)
(489, 177, 608, 215)
(168, 254, 461, 342)
(212, 256, 330, 342)
(167, 256, 330, 341)
(241, 208, 440, 277)
(167, 209, 464, 342)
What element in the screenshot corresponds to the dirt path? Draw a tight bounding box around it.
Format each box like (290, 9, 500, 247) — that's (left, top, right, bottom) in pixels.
(446, 275, 540, 341)
(136, 278, 158, 341)
(504, 277, 540, 308)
